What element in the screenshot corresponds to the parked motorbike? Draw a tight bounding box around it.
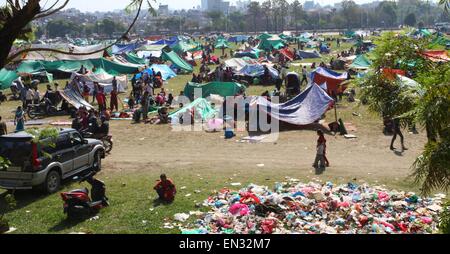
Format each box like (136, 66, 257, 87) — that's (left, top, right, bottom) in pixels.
(81, 130, 113, 153)
(60, 171, 108, 218)
(26, 98, 58, 119)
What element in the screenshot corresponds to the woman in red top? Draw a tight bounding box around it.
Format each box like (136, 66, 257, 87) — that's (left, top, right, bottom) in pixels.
(110, 88, 119, 112)
(96, 87, 107, 111)
(317, 130, 330, 167)
(153, 174, 176, 202)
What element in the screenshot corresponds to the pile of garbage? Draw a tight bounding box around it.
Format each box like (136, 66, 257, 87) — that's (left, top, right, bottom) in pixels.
(179, 180, 445, 234)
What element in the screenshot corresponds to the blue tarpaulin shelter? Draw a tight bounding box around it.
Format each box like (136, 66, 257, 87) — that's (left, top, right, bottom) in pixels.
(135, 64, 177, 81)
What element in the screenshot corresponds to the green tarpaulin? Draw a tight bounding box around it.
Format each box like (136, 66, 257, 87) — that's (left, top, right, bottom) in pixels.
(171, 41, 201, 54)
(17, 58, 139, 76)
(258, 33, 273, 40)
(169, 98, 217, 121)
(161, 51, 193, 73)
(258, 38, 284, 51)
(184, 81, 246, 100)
(125, 52, 147, 65)
(215, 39, 230, 49)
(349, 55, 372, 69)
(0, 69, 19, 90)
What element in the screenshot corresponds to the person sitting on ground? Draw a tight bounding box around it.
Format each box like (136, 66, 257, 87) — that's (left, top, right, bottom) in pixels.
(0, 116, 7, 136)
(153, 174, 176, 203)
(0, 91, 7, 103)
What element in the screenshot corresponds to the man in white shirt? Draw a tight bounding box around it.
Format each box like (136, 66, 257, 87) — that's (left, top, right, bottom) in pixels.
(301, 66, 308, 87)
(25, 87, 34, 107)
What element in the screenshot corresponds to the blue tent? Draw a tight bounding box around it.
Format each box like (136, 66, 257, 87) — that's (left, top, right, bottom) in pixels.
(111, 43, 142, 54)
(134, 64, 177, 81)
(236, 64, 279, 79)
(228, 35, 249, 43)
(297, 50, 321, 59)
(152, 39, 177, 47)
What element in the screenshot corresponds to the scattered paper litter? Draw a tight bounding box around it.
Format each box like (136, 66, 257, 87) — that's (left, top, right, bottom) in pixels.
(230, 182, 241, 186)
(174, 213, 190, 222)
(257, 164, 265, 167)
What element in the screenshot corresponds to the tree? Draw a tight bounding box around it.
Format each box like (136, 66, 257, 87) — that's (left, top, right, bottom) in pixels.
(0, 0, 153, 69)
(341, 0, 362, 28)
(290, 0, 302, 33)
(261, 0, 272, 32)
(46, 19, 81, 38)
(404, 13, 416, 26)
(358, 32, 450, 194)
(376, 1, 398, 27)
(247, 1, 261, 34)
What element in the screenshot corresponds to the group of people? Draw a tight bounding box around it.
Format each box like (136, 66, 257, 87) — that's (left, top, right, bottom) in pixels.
(71, 106, 110, 138)
(71, 76, 118, 112)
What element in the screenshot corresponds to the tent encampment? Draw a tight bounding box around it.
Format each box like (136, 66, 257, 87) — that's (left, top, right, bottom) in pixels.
(161, 51, 193, 73)
(184, 82, 246, 100)
(249, 84, 333, 125)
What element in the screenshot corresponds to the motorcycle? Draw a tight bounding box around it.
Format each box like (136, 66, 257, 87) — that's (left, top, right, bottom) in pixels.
(60, 171, 108, 218)
(26, 98, 58, 119)
(81, 130, 113, 154)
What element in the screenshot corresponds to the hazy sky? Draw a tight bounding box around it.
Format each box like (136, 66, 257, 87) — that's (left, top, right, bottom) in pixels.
(0, 0, 379, 12)
(0, 0, 441, 12)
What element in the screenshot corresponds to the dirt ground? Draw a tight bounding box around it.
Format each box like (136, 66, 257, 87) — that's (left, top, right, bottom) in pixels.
(100, 113, 428, 191)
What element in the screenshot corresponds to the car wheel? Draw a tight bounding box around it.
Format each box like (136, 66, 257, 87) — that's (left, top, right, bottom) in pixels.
(92, 152, 102, 172)
(103, 139, 113, 154)
(45, 170, 61, 194)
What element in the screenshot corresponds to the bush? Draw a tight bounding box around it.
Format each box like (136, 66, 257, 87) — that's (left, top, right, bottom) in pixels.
(440, 201, 450, 234)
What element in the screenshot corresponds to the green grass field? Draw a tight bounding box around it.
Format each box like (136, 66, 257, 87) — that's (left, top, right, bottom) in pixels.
(0, 35, 447, 234)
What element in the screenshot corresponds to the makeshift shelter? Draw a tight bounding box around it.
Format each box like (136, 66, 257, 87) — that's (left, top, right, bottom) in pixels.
(171, 40, 201, 54)
(234, 48, 262, 59)
(184, 82, 246, 100)
(169, 98, 218, 123)
(14, 44, 105, 61)
(111, 43, 143, 54)
(59, 84, 94, 110)
(279, 48, 295, 61)
(125, 52, 147, 65)
(0, 69, 19, 90)
(135, 64, 177, 81)
(17, 58, 140, 76)
(215, 39, 230, 49)
(236, 64, 279, 79)
(228, 35, 249, 43)
(224, 58, 254, 71)
(152, 39, 177, 47)
(70, 72, 128, 94)
(382, 68, 406, 80)
(310, 67, 348, 95)
(258, 38, 284, 51)
(161, 51, 193, 73)
(349, 55, 372, 70)
(249, 84, 334, 126)
(297, 50, 321, 59)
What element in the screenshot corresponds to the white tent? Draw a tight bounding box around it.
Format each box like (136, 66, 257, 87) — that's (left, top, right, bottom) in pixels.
(70, 72, 128, 94)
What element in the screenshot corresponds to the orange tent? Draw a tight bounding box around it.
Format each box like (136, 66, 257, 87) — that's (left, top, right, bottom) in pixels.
(279, 48, 295, 61)
(421, 50, 450, 62)
(382, 68, 406, 80)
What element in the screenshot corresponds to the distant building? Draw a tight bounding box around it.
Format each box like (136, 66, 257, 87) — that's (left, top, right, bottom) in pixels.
(304, 1, 315, 11)
(235, 0, 251, 12)
(158, 4, 169, 16)
(202, 0, 230, 13)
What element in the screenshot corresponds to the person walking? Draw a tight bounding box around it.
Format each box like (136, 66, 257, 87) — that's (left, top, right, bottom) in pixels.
(300, 66, 308, 87)
(110, 87, 119, 112)
(390, 118, 407, 152)
(14, 106, 26, 132)
(313, 130, 329, 169)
